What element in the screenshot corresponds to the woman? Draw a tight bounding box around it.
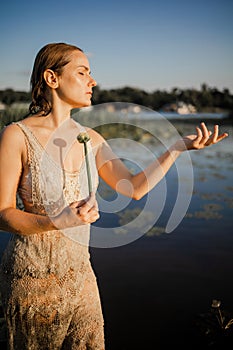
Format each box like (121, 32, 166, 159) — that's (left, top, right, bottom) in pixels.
(0, 42, 228, 350)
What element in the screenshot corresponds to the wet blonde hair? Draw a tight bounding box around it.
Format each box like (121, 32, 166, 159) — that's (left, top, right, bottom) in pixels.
(29, 42, 83, 116)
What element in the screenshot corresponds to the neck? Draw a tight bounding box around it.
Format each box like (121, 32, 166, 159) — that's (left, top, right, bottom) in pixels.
(43, 99, 72, 128)
(49, 110, 71, 128)
(45, 91, 85, 128)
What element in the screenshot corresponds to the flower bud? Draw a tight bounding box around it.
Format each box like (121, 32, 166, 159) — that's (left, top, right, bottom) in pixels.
(77, 132, 90, 143)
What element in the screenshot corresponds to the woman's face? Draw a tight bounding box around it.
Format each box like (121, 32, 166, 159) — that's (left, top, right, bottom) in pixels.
(56, 50, 97, 109)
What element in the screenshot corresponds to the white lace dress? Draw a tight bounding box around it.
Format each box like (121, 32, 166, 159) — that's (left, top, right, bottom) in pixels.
(0, 121, 105, 350)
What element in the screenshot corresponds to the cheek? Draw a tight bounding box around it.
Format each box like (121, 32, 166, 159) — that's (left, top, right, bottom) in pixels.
(67, 75, 80, 86)
(64, 80, 81, 96)
(61, 72, 81, 86)
(58, 74, 85, 101)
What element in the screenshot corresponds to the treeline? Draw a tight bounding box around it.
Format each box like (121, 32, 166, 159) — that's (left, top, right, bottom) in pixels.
(92, 84, 233, 113)
(0, 89, 30, 106)
(0, 83, 233, 113)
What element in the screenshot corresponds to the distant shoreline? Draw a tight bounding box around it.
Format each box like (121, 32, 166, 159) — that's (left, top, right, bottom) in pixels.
(171, 116, 232, 125)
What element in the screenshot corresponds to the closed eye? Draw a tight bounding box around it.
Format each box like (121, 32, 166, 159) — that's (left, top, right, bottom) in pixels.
(76, 65, 91, 75)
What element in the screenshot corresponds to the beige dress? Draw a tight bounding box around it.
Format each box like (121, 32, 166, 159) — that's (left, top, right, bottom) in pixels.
(0, 121, 105, 350)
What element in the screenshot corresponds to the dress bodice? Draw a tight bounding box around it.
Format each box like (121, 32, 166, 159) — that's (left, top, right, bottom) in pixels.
(16, 121, 98, 217)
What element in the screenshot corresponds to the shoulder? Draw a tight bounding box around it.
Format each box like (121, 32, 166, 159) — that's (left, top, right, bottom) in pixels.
(85, 127, 106, 144)
(0, 122, 25, 150)
(85, 127, 108, 153)
(74, 120, 106, 146)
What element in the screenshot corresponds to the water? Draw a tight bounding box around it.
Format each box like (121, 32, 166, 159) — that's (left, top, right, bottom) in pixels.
(90, 120, 233, 349)
(128, 110, 229, 121)
(0, 119, 232, 348)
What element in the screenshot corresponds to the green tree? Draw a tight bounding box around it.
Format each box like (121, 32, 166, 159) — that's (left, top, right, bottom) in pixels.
(1, 89, 17, 107)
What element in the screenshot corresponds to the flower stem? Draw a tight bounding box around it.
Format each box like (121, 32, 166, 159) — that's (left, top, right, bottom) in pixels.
(77, 132, 92, 195)
(83, 142, 92, 195)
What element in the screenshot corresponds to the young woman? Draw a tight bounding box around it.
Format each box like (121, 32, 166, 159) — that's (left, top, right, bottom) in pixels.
(0, 42, 228, 350)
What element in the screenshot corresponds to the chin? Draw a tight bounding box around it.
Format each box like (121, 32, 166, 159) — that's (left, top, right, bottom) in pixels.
(72, 101, 92, 109)
(82, 100, 92, 108)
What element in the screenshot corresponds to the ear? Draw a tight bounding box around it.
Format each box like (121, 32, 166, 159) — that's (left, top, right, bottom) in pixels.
(43, 69, 59, 88)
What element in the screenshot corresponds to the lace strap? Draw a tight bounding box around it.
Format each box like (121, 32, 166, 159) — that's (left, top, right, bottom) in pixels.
(15, 122, 44, 206)
(15, 121, 43, 165)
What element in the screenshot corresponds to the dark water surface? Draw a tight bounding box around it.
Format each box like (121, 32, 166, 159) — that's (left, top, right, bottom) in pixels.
(91, 229, 233, 349)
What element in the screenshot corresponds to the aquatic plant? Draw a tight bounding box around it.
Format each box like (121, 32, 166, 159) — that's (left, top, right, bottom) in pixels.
(211, 299, 233, 330)
(195, 299, 233, 347)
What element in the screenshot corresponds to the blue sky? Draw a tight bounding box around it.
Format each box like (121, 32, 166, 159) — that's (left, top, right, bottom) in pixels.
(1, 0, 233, 92)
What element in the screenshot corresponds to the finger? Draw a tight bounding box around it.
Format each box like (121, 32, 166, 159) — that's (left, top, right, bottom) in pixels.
(71, 193, 94, 213)
(195, 126, 203, 142)
(93, 199, 99, 211)
(200, 122, 210, 144)
(78, 204, 90, 216)
(89, 209, 100, 222)
(206, 128, 228, 146)
(69, 199, 86, 208)
(216, 132, 229, 143)
(93, 196, 99, 210)
(211, 124, 219, 143)
(80, 208, 100, 223)
(201, 122, 209, 137)
(79, 193, 97, 215)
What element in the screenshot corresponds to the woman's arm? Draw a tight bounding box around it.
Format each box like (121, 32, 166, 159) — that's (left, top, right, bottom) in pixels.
(95, 123, 228, 200)
(0, 125, 99, 235)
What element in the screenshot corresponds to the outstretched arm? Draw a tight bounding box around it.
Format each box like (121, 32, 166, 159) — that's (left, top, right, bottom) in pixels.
(95, 122, 228, 200)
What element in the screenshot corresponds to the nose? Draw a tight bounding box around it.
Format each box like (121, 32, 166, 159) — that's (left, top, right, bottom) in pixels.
(88, 76, 97, 87)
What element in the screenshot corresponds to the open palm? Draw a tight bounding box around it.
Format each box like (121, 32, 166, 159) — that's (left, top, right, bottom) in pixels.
(180, 122, 228, 151)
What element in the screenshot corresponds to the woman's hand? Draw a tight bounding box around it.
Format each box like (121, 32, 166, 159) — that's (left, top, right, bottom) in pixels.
(175, 122, 228, 152)
(54, 192, 99, 229)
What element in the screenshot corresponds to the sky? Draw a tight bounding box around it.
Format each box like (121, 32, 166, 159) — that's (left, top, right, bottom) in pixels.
(0, 0, 233, 93)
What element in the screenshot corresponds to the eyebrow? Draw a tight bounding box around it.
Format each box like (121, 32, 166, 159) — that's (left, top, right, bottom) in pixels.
(77, 65, 91, 74)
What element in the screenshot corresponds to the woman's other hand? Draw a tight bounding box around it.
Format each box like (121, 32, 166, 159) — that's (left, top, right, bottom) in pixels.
(175, 122, 228, 152)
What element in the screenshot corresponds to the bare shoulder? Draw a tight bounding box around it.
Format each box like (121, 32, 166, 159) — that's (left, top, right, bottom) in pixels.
(85, 127, 106, 146)
(0, 123, 25, 150)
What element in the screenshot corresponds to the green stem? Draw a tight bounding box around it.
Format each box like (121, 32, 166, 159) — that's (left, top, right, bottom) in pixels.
(84, 142, 92, 195)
